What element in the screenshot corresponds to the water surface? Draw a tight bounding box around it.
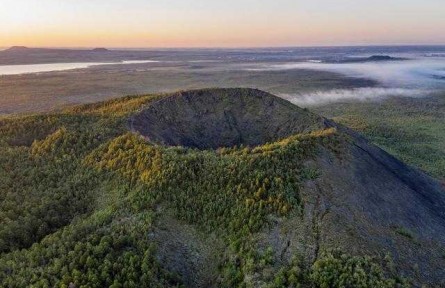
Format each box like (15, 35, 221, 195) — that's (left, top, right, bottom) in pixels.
(0, 60, 159, 75)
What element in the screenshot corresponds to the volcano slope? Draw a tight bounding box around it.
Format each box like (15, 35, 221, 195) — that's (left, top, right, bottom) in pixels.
(0, 88, 444, 287)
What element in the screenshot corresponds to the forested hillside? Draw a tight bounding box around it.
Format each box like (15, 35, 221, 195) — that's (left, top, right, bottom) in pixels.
(1, 89, 440, 287)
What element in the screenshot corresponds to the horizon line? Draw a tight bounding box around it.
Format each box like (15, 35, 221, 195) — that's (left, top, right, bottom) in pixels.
(2, 43, 445, 51)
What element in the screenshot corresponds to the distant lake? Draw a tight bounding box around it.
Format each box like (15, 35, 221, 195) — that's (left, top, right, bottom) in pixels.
(0, 60, 159, 75)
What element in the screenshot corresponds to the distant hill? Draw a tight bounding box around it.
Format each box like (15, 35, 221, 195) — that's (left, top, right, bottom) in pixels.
(0, 88, 444, 287)
(5, 46, 30, 52)
(91, 47, 109, 52)
(367, 55, 396, 61)
(326, 55, 407, 63)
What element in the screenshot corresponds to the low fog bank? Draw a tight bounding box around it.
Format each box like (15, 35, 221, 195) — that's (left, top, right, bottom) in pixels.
(279, 88, 427, 107)
(248, 56, 445, 106)
(248, 58, 445, 87)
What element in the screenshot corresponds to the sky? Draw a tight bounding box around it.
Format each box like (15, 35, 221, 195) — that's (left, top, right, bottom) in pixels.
(1, 0, 444, 48)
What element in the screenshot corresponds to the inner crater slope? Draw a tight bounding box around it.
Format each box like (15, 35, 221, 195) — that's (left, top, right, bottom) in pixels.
(130, 88, 325, 149)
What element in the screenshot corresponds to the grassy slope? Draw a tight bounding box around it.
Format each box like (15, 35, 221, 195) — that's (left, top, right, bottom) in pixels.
(313, 93, 445, 181)
(0, 92, 406, 287)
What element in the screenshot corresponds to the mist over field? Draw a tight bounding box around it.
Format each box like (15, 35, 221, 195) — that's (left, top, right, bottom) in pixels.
(280, 87, 426, 106)
(249, 58, 445, 88)
(246, 56, 445, 105)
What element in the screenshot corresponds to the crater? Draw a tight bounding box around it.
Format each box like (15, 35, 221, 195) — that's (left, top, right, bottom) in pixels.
(130, 88, 324, 149)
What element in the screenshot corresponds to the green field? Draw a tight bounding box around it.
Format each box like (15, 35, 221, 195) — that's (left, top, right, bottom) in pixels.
(314, 92, 445, 181)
